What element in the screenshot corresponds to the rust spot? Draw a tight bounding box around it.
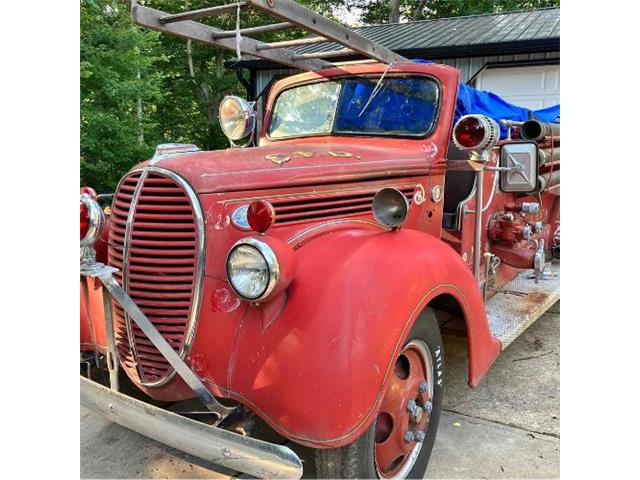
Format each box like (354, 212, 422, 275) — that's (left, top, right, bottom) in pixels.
(511, 291, 547, 317)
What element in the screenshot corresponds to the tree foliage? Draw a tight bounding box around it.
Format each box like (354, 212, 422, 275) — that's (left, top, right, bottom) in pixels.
(80, 0, 559, 192)
(80, 0, 323, 191)
(81, 0, 165, 191)
(356, 0, 560, 24)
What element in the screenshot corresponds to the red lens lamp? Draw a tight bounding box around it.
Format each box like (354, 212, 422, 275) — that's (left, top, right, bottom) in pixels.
(247, 200, 275, 233)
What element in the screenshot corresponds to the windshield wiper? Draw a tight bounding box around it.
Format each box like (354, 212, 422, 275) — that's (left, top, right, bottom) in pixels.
(358, 62, 395, 118)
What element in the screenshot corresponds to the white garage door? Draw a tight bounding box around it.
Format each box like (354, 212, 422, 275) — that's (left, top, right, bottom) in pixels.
(475, 64, 560, 110)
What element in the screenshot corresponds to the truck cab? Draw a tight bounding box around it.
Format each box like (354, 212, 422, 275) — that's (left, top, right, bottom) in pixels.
(80, 3, 559, 479)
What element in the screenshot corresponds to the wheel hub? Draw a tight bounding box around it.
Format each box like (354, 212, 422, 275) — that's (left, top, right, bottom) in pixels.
(374, 339, 434, 478)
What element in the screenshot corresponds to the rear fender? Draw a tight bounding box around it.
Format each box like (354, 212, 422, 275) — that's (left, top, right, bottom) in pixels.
(227, 228, 500, 448)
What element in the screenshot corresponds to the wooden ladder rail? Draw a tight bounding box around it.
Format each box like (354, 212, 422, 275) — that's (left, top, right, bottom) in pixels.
(131, 1, 408, 72)
(246, 0, 406, 65)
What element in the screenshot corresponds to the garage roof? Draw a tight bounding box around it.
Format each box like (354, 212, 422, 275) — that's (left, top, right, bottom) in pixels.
(238, 7, 559, 69)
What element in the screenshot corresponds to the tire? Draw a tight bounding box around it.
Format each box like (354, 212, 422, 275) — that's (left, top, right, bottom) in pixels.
(315, 307, 444, 479)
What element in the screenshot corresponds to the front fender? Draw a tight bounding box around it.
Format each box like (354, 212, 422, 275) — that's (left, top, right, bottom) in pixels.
(227, 228, 500, 448)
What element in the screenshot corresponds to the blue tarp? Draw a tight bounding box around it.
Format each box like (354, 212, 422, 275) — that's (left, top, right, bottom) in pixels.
(456, 83, 560, 138)
(413, 59, 560, 138)
(335, 78, 438, 135)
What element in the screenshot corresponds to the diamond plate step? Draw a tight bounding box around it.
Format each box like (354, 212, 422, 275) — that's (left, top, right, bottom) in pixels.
(486, 260, 560, 349)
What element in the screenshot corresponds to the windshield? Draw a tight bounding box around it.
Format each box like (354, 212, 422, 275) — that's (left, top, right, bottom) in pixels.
(268, 76, 440, 139)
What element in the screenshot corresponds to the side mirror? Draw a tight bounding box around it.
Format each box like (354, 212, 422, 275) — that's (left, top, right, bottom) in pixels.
(499, 141, 539, 193)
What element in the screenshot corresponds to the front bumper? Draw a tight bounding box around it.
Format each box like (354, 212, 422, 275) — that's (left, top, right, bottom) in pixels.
(80, 261, 303, 480)
(81, 376, 303, 479)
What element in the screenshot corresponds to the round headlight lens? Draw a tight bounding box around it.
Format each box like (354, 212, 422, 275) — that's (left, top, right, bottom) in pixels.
(219, 96, 256, 141)
(227, 244, 270, 300)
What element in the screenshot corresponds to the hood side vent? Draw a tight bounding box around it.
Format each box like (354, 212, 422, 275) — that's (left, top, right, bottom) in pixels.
(271, 185, 416, 226)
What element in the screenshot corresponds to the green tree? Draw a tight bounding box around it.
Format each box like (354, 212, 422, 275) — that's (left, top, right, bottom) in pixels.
(81, 0, 165, 191)
(354, 0, 559, 25)
(80, 0, 344, 192)
(80, 0, 559, 192)
(147, 0, 328, 152)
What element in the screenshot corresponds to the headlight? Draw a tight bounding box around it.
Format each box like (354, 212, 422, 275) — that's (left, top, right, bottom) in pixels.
(219, 96, 256, 141)
(226, 236, 297, 303)
(227, 238, 278, 301)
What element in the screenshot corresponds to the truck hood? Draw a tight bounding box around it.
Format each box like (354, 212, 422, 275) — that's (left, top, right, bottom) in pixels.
(138, 142, 444, 194)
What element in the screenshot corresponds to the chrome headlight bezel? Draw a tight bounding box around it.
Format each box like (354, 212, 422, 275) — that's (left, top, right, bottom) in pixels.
(226, 237, 280, 302)
(372, 187, 410, 229)
(218, 95, 256, 141)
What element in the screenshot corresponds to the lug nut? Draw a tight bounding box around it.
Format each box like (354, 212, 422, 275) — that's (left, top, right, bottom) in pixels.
(407, 399, 418, 413)
(416, 431, 426, 443)
(423, 400, 433, 413)
(404, 431, 414, 443)
(535, 221, 543, 233)
(419, 382, 428, 394)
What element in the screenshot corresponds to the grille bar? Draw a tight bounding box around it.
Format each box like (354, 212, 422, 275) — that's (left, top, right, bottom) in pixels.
(108, 168, 204, 387)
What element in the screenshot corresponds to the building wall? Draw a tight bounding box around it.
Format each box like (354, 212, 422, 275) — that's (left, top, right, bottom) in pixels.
(254, 51, 560, 95)
(438, 51, 560, 84)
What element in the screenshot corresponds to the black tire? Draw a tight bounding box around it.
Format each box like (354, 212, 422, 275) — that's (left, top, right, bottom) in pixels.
(315, 307, 444, 479)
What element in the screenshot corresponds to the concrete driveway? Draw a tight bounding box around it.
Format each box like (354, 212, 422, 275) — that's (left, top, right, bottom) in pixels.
(81, 302, 559, 479)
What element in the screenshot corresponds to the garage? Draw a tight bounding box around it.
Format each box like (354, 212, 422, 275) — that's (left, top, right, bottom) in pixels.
(237, 7, 560, 132)
(475, 64, 560, 110)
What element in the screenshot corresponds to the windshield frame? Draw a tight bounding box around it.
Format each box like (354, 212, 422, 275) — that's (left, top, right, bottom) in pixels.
(265, 73, 442, 142)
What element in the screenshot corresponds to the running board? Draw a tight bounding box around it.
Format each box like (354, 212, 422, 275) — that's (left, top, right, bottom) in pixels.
(486, 260, 560, 349)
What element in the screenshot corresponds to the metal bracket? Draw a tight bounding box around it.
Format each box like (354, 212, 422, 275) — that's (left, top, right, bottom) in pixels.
(98, 272, 234, 422)
(100, 285, 120, 391)
(482, 253, 501, 302)
(528, 239, 557, 283)
(81, 243, 232, 421)
(485, 164, 524, 173)
(470, 150, 490, 285)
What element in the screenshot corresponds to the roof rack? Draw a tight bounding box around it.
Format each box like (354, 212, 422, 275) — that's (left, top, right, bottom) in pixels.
(131, 0, 408, 71)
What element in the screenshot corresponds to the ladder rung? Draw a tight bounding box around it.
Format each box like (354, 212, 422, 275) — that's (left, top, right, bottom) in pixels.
(159, 2, 247, 24)
(247, 0, 406, 65)
(132, 5, 331, 71)
(256, 36, 328, 51)
(292, 48, 354, 60)
(212, 22, 292, 39)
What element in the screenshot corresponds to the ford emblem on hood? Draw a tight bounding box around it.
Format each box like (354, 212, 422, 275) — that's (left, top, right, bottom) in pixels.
(231, 205, 251, 230)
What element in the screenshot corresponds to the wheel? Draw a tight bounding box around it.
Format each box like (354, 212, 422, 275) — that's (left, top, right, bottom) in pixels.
(315, 307, 444, 479)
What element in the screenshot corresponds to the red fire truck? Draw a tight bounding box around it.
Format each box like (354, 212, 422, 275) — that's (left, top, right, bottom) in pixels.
(80, 2, 559, 478)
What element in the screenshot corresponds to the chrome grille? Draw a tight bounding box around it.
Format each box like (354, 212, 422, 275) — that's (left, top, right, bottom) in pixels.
(107, 168, 203, 386)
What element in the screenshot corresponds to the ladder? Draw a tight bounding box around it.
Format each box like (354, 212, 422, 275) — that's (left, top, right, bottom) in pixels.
(131, 0, 408, 71)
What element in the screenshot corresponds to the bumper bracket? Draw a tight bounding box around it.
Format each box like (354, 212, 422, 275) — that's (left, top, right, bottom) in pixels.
(81, 376, 303, 479)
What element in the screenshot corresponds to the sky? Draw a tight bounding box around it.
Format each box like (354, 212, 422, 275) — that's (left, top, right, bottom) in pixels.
(333, 4, 365, 27)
